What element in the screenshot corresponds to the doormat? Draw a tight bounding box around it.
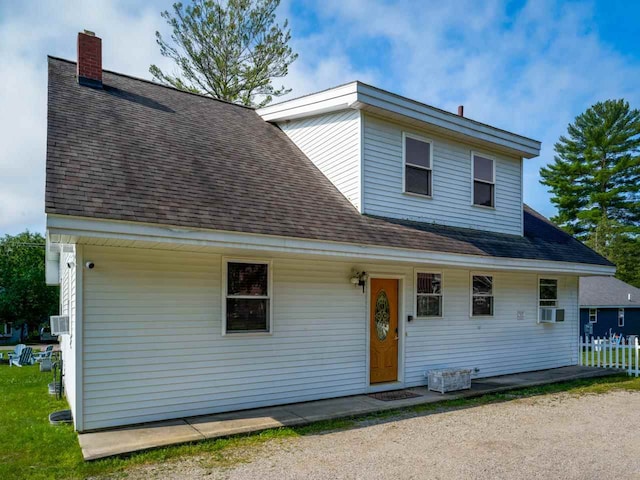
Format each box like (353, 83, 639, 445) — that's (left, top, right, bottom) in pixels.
(369, 390, 422, 402)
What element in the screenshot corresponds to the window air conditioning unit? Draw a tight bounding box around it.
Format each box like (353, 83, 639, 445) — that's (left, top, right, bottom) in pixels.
(50, 315, 70, 335)
(538, 308, 565, 324)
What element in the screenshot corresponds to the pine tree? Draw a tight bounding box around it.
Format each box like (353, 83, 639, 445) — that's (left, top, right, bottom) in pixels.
(540, 99, 640, 255)
(150, 0, 297, 107)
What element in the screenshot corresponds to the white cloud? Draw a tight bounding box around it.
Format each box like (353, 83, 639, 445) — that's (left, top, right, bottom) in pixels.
(0, 0, 173, 235)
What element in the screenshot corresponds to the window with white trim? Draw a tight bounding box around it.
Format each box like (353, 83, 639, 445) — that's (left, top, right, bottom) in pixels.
(473, 154, 495, 207)
(538, 278, 558, 307)
(404, 133, 432, 196)
(618, 308, 625, 327)
(589, 308, 597, 323)
(471, 274, 493, 316)
(224, 260, 271, 333)
(416, 272, 442, 317)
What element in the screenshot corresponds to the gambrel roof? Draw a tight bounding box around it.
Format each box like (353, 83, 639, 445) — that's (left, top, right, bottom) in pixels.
(45, 57, 612, 268)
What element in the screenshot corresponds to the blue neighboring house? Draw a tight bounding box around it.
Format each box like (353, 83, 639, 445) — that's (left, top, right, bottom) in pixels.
(0, 322, 27, 345)
(580, 276, 640, 339)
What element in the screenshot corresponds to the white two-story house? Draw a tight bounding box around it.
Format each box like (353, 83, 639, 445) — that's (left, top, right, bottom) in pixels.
(45, 32, 614, 432)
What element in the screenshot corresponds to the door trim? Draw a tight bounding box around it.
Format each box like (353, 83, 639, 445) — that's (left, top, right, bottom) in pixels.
(365, 273, 406, 390)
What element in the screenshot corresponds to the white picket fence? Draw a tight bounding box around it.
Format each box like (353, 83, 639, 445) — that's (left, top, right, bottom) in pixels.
(579, 336, 640, 377)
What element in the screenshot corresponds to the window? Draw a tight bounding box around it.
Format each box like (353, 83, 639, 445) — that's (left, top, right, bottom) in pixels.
(589, 308, 597, 324)
(471, 274, 493, 316)
(224, 260, 271, 334)
(404, 133, 432, 196)
(539, 278, 558, 307)
(472, 154, 495, 207)
(618, 308, 625, 327)
(416, 272, 442, 317)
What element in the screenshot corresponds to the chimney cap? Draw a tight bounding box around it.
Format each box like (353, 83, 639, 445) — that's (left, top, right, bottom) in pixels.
(82, 29, 96, 36)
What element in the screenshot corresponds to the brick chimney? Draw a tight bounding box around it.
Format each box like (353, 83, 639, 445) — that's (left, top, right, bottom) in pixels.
(77, 30, 102, 88)
(457, 105, 464, 117)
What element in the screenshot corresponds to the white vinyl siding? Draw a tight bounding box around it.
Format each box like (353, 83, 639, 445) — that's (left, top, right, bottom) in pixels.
(405, 272, 579, 382)
(278, 109, 361, 210)
(79, 245, 579, 431)
(362, 113, 523, 235)
(81, 246, 366, 430)
(59, 249, 77, 422)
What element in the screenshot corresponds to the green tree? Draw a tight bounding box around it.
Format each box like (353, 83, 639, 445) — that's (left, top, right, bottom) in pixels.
(150, 0, 297, 107)
(540, 100, 640, 281)
(609, 235, 640, 288)
(0, 232, 59, 333)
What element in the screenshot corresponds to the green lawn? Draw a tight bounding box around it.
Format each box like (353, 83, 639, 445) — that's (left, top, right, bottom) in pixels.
(581, 347, 639, 369)
(2, 363, 640, 480)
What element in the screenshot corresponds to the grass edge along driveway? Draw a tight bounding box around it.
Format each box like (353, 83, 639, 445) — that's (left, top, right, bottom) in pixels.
(1, 365, 639, 480)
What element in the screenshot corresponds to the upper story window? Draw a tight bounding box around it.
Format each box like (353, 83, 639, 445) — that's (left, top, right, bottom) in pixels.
(589, 308, 597, 323)
(538, 278, 558, 307)
(471, 274, 493, 316)
(472, 153, 495, 207)
(224, 259, 272, 334)
(403, 133, 433, 197)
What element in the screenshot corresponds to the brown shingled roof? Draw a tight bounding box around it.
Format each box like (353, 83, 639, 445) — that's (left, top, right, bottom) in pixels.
(45, 57, 612, 267)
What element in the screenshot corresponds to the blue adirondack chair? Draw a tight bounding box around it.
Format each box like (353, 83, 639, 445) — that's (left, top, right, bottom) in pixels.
(34, 345, 54, 363)
(7, 344, 26, 362)
(10, 346, 34, 367)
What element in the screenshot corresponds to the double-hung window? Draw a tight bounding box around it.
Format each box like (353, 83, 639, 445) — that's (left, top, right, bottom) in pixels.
(224, 260, 272, 334)
(472, 153, 495, 207)
(471, 274, 493, 316)
(589, 308, 597, 324)
(618, 308, 625, 327)
(416, 272, 442, 317)
(538, 278, 558, 307)
(403, 133, 433, 197)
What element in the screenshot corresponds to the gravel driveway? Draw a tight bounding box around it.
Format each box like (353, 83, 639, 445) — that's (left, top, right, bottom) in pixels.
(120, 391, 640, 480)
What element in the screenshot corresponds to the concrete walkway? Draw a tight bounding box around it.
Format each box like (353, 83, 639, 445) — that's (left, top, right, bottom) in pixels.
(78, 366, 617, 460)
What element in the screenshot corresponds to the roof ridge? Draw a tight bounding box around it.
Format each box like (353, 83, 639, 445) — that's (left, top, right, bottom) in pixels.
(47, 55, 256, 111)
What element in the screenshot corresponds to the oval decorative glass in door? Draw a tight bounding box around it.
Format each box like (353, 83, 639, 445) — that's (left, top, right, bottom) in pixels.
(374, 290, 390, 340)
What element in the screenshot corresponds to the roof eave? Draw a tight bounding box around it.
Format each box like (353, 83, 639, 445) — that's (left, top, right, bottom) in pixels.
(257, 81, 541, 159)
(47, 213, 615, 276)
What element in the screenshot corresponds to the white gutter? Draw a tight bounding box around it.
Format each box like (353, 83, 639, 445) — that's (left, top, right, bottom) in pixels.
(47, 214, 615, 276)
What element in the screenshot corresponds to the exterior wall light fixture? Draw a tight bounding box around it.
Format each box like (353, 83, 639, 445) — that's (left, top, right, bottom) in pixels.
(350, 269, 368, 293)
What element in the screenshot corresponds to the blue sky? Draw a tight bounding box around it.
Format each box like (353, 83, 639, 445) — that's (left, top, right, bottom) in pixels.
(1, 0, 639, 235)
